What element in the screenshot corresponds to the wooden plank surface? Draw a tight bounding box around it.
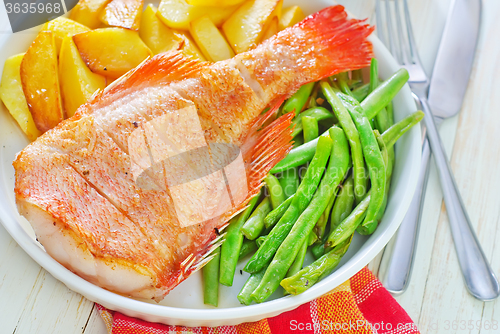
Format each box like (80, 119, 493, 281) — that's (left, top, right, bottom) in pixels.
(0, 0, 499, 333)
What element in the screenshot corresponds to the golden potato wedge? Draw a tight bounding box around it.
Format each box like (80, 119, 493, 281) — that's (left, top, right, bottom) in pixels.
(70, 0, 112, 29)
(139, 4, 183, 55)
(190, 16, 234, 62)
(20, 31, 64, 133)
(157, 0, 239, 30)
(186, 0, 244, 6)
(42, 17, 90, 53)
(0, 54, 41, 141)
(173, 30, 206, 61)
(59, 37, 106, 117)
(73, 28, 152, 79)
(100, 0, 144, 31)
(223, 0, 282, 54)
(279, 5, 305, 30)
(261, 16, 278, 41)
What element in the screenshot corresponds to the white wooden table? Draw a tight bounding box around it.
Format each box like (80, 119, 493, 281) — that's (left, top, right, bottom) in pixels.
(1, 0, 499, 333)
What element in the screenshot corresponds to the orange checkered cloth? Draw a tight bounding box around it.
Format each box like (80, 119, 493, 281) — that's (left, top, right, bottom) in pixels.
(97, 267, 420, 334)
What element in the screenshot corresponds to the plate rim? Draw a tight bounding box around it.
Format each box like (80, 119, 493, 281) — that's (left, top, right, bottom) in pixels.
(0, 5, 421, 327)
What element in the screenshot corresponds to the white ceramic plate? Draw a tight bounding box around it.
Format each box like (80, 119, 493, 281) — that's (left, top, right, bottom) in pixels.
(0, 0, 421, 327)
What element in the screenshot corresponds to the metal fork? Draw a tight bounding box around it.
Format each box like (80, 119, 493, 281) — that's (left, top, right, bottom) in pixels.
(376, 0, 500, 300)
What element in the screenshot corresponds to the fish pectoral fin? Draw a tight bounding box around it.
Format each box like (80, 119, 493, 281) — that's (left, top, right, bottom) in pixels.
(237, 98, 294, 215)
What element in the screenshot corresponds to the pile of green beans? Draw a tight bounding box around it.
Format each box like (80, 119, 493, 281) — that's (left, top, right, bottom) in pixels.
(201, 61, 423, 306)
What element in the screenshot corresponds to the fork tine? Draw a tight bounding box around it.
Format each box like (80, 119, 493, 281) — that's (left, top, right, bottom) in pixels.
(402, 0, 423, 65)
(384, 0, 399, 63)
(394, 0, 412, 64)
(375, 0, 388, 47)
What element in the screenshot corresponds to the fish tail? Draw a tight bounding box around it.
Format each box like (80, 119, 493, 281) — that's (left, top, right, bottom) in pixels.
(285, 5, 375, 78)
(242, 5, 374, 99)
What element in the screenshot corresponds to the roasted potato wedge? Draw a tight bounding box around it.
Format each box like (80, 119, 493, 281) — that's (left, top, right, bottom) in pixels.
(173, 30, 206, 61)
(186, 0, 245, 5)
(223, 0, 282, 54)
(73, 28, 152, 79)
(99, 0, 144, 30)
(0, 54, 41, 140)
(20, 31, 64, 133)
(70, 0, 112, 29)
(59, 37, 106, 117)
(279, 5, 305, 30)
(261, 16, 278, 41)
(42, 17, 90, 53)
(157, 0, 239, 30)
(139, 4, 183, 55)
(190, 16, 234, 62)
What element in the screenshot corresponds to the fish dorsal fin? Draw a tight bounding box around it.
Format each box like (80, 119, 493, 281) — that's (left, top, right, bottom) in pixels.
(82, 51, 207, 112)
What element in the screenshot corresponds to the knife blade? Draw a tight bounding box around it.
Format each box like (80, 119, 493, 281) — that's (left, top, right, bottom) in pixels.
(427, 0, 481, 117)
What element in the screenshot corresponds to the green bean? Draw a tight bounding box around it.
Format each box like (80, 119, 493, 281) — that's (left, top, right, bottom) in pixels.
(284, 234, 312, 296)
(373, 194, 388, 229)
(336, 72, 355, 98)
(256, 235, 266, 247)
(361, 69, 409, 120)
(311, 175, 354, 261)
(337, 93, 386, 235)
(273, 111, 422, 175)
(241, 197, 272, 240)
(369, 58, 379, 95)
(370, 62, 390, 132)
(293, 135, 304, 148)
(250, 128, 349, 302)
(314, 187, 338, 240)
(370, 59, 395, 181)
(351, 69, 363, 83)
(308, 84, 319, 108)
(321, 81, 368, 204)
(219, 192, 261, 286)
(381, 111, 424, 149)
(281, 235, 353, 295)
(330, 174, 355, 231)
(351, 83, 370, 102)
(291, 107, 334, 138)
(287, 238, 308, 278)
(263, 195, 294, 229)
(270, 128, 331, 174)
(203, 247, 220, 306)
(375, 130, 392, 182)
(326, 193, 370, 249)
(311, 240, 326, 259)
(349, 79, 364, 90)
(385, 101, 396, 184)
(237, 264, 268, 305)
(282, 82, 315, 116)
(239, 239, 258, 259)
(387, 101, 395, 127)
(279, 167, 299, 199)
(308, 229, 318, 246)
(302, 116, 319, 143)
(371, 130, 390, 230)
(264, 174, 285, 209)
(244, 136, 333, 274)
